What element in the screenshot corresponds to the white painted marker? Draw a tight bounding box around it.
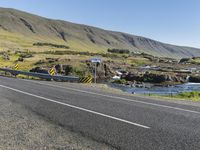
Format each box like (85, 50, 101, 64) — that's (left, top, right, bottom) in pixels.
(0, 84, 150, 129)
(26, 80, 200, 115)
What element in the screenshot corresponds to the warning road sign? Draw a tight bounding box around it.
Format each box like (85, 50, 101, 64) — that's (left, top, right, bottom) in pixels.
(79, 75, 93, 83)
(14, 64, 19, 70)
(49, 67, 56, 76)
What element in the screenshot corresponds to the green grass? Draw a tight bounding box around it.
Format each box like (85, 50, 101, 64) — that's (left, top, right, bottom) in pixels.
(174, 91, 200, 101)
(192, 58, 200, 64)
(147, 91, 200, 101)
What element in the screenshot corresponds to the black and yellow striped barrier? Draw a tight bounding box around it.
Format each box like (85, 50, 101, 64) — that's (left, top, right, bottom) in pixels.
(14, 64, 19, 70)
(48, 67, 56, 76)
(79, 75, 93, 83)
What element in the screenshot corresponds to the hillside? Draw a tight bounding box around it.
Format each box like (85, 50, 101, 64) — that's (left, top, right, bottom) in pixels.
(0, 7, 200, 59)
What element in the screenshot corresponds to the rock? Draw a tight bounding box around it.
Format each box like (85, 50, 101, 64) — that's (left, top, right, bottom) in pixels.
(123, 72, 187, 83)
(55, 64, 63, 73)
(46, 58, 59, 63)
(2, 53, 10, 60)
(86, 62, 115, 81)
(122, 73, 142, 82)
(34, 60, 46, 65)
(103, 63, 115, 78)
(189, 75, 200, 83)
(143, 73, 166, 83)
(18, 57, 24, 62)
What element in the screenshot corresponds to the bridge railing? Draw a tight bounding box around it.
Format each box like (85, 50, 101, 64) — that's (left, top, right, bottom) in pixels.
(0, 68, 79, 82)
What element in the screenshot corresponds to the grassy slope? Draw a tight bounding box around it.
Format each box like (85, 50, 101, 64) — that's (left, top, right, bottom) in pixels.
(0, 29, 107, 53)
(1, 8, 200, 59)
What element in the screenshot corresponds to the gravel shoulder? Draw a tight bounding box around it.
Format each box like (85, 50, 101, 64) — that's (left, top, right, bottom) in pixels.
(0, 97, 116, 150)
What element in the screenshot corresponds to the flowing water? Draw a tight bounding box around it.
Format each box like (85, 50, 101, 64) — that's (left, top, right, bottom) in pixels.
(110, 83, 200, 95)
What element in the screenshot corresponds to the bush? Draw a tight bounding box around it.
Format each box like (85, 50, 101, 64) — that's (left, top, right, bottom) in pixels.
(62, 65, 87, 77)
(179, 58, 190, 63)
(108, 48, 130, 54)
(19, 53, 33, 58)
(178, 91, 200, 98)
(113, 79, 127, 84)
(33, 42, 69, 49)
(41, 50, 119, 58)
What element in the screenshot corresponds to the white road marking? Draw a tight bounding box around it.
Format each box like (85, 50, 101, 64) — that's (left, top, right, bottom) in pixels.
(25, 80, 200, 115)
(0, 84, 150, 129)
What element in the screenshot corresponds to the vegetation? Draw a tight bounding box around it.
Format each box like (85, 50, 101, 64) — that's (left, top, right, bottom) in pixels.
(174, 91, 200, 101)
(108, 48, 130, 54)
(112, 79, 127, 84)
(191, 57, 200, 65)
(33, 42, 69, 49)
(179, 58, 191, 63)
(148, 91, 200, 101)
(41, 50, 119, 58)
(71, 67, 87, 77)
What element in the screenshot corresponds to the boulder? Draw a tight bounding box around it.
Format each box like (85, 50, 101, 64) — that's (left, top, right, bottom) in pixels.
(18, 57, 24, 62)
(122, 73, 142, 82)
(189, 75, 200, 83)
(55, 64, 63, 73)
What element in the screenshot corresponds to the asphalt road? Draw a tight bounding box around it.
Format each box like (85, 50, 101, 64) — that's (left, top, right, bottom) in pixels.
(0, 76, 200, 150)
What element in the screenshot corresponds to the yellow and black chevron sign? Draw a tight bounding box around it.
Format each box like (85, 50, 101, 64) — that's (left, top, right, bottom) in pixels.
(79, 75, 93, 83)
(49, 67, 56, 76)
(14, 64, 19, 70)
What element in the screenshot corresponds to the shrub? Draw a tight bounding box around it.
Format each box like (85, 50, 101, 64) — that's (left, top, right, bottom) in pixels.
(33, 42, 69, 49)
(108, 48, 130, 54)
(113, 79, 127, 84)
(178, 91, 200, 98)
(19, 53, 33, 58)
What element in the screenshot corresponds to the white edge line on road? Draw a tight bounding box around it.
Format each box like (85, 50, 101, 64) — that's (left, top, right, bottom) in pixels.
(26, 80, 200, 115)
(0, 84, 150, 129)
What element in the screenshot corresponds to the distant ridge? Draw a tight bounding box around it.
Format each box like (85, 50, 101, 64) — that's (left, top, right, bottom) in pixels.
(0, 7, 200, 59)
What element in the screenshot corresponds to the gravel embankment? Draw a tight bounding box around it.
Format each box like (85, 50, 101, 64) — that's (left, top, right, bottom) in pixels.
(0, 98, 116, 150)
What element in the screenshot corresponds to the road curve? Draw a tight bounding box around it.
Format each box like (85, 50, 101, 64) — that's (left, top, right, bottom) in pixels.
(0, 76, 200, 150)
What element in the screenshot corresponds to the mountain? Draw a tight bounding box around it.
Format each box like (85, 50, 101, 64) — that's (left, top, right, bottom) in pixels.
(0, 7, 199, 59)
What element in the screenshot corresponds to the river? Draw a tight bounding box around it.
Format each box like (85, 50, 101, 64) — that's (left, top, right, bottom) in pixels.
(110, 83, 200, 95)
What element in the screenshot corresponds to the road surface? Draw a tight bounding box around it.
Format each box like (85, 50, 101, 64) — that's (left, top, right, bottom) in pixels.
(0, 76, 200, 150)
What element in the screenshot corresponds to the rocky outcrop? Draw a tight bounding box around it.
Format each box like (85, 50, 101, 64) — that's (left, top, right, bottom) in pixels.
(85, 62, 115, 81)
(54, 64, 73, 75)
(122, 72, 188, 83)
(189, 76, 200, 83)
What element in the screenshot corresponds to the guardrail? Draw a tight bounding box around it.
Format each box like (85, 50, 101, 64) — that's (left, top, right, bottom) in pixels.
(0, 68, 79, 82)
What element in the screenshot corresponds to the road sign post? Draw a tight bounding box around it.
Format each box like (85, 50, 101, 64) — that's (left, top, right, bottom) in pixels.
(90, 58, 101, 84)
(94, 62, 97, 84)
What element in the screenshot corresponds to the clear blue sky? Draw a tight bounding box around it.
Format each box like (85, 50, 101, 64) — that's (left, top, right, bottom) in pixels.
(0, 0, 200, 48)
